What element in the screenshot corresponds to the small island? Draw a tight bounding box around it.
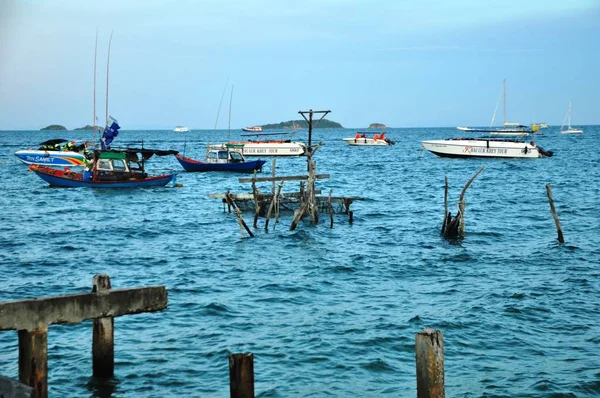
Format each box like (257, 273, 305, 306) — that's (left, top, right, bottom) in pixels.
(261, 119, 343, 130)
(369, 123, 386, 129)
(74, 124, 102, 131)
(41, 124, 67, 131)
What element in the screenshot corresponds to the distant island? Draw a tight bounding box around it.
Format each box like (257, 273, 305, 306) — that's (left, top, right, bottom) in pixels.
(41, 125, 67, 131)
(369, 123, 386, 129)
(74, 124, 102, 131)
(261, 119, 343, 130)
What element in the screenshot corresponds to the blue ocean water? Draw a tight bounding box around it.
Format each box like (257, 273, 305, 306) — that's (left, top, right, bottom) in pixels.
(0, 127, 599, 397)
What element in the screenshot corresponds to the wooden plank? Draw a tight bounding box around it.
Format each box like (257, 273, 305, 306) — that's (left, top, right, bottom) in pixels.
(415, 328, 445, 398)
(0, 286, 167, 331)
(238, 174, 330, 183)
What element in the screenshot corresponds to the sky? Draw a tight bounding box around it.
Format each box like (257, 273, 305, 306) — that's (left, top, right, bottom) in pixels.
(0, 0, 599, 130)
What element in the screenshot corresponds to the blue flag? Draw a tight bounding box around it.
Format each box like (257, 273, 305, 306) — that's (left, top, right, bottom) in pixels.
(100, 116, 120, 150)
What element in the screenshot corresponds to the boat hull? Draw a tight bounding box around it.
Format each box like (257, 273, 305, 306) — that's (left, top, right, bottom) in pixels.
(422, 139, 545, 158)
(30, 166, 176, 188)
(342, 138, 391, 146)
(14, 150, 87, 167)
(175, 154, 266, 172)
(238, 142, 306, 156)
(561, 129, 582, 134)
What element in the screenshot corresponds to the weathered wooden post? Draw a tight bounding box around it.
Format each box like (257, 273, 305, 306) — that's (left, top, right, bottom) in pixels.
(92, 274, 114, 378)
(229, 353, 254, 398)
(18, 328, 47, 398)
(415, 328, 445, 398)
(442, 167, 484, 238)
(545, 183, 565, 243)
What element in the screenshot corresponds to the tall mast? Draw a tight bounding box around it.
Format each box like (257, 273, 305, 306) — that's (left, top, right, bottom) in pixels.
(93, 28, 98, 142)
(228, 85, 234, 141)
(105, 30, 113, 124)
(503, 79, 506, 126)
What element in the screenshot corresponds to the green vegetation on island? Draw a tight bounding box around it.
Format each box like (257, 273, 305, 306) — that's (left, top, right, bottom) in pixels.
(369, 123, 386, 129)
(41, 125, 67, 131)
(261, 119, 343, 130)
(74, 124, 102, 131)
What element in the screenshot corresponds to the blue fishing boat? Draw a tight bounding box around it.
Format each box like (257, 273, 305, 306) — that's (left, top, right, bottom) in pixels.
(175, 144, 266, 173)
(14, 139, 90, 167)
(29, 148, 178, 188)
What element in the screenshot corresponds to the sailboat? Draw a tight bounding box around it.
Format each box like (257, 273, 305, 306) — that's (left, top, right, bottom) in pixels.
(560, 102, 583, 134)
(457, 79, 534, 136)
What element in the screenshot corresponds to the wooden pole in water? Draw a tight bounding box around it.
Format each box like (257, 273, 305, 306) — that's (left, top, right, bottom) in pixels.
(265, 181, 283, 232)
(328, 189, 334, 228)
(271, 159, 276, 195)
(441, 176, 448, 234)
(226, 192, 254, 238)
(18, 328, 48, 398)
(415, 328, 445, 398)
(545, 183, 565, 243)
(92, 274, 114, 378)
(229, 353, 254, 398)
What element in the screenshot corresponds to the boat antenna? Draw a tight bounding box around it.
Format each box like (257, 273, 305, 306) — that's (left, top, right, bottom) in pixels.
(228, 85, 234, 141)
(105, 30, 113, 127)
(93, 28, 98, 145)
(213, 76, 229, 131)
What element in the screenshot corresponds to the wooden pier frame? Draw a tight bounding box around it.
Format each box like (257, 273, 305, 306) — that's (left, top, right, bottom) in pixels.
(0, 275, 168, 398)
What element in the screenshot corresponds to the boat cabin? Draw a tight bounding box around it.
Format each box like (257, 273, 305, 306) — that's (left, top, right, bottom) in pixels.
(206, 148, 245, 164)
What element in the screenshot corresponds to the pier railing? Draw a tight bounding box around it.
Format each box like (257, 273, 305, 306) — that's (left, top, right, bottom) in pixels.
(0, 274, 167, 398)
(1, 276, 445, 398)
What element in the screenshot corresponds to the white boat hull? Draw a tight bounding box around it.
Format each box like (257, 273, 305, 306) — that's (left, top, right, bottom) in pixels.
(14, 150, 87, 166)
(342, 138, 391, 146)
(422, 139, 547, 158)
(561, 128, 582, 134)
(489, 131, 531, 137)
(228, 141, 306, 156)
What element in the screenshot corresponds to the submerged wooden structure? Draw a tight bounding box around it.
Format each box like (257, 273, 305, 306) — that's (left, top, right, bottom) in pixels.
(210, 109, 363, 236)
(441, 166, 484, 238)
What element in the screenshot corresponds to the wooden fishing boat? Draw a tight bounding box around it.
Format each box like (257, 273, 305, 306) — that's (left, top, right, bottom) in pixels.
(342, 136, 394, 146)
(175, 144, 265, 172)
(29, 148, 178, 188)
(421, 138, 553, 158)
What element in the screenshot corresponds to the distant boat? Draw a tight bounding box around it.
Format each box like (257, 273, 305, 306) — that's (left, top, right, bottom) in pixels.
(343, 132, 394, 146)
(173, 126, 190, 132)
(457, 79, 534, 136)
(422, 137, 553, 158)
(242, 126, 262, 132)
(175, 144, 266, 172)
(560, 103, 582, 134)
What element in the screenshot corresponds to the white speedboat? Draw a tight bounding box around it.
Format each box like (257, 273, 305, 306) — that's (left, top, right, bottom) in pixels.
(14, 139, 90, 167)
(422, 138, 553, 158)
(237, 140, 306, 156)
(173, 126, 190, 132)
(242, 126, 262, 133)
(342, 137, 393, 146)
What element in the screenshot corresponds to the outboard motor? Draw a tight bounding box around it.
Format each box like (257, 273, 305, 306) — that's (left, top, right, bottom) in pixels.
(537, 145, 553, 157)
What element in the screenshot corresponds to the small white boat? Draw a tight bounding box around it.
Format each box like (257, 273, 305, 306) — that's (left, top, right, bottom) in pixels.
(242, 126, 262, 133)
(173, 126, 190, 132)
(14, 139, 90, 167)
(422, 138, 553, 158)
(342, 137, 393, 146)
(560, 103, 582, 134)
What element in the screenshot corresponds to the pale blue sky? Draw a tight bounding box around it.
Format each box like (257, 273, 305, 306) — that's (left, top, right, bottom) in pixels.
(1, 0, 599, 130)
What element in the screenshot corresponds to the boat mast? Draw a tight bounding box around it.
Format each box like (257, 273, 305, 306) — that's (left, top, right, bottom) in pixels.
(228, 85, 234, 141)
(213, 76, 229, 131)
(503, 79, 506, 126)
(93, 28, 98, 144)
(105, 30, 113, 126)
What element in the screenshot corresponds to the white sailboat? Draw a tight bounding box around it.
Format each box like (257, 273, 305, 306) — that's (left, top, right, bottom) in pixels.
(457, 79, 533, 136)
(560, 102, 583, 134)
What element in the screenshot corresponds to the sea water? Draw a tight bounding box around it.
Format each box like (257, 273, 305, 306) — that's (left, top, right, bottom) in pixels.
(0, 127, 599, 397)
